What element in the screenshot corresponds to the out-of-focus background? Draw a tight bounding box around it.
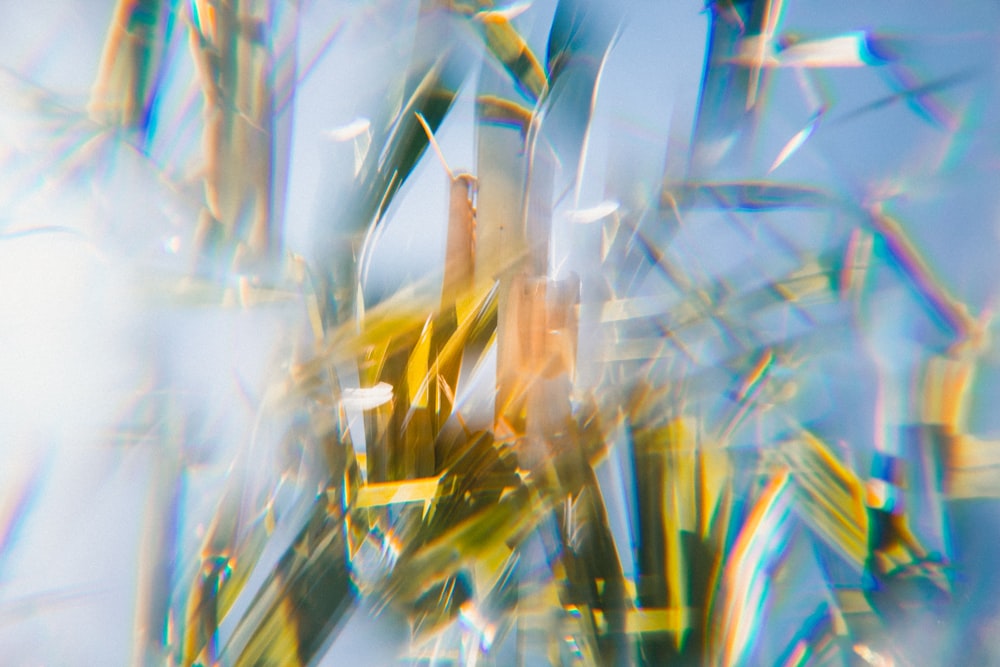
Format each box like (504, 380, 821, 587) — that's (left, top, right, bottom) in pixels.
(2, 1, 1000, 664)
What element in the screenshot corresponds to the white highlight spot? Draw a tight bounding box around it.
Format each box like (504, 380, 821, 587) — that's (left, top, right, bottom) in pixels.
(323, 117, 371, 142)
(341, 382, 394, 410)
(566, 200, 620, 224)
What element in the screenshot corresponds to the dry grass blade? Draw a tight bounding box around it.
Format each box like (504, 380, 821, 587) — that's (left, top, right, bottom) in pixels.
(475, 12, 547, 101)
(90, 0, 169, 129)
(185, 0, 278, 264)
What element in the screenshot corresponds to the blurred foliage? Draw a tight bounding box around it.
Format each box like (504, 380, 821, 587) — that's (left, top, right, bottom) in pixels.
(76, 0, 1000, 665)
